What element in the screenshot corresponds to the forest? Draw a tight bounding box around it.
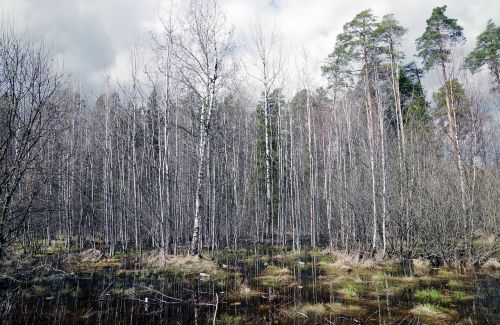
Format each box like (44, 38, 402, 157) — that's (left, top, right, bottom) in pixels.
(0, 1, 499, 324)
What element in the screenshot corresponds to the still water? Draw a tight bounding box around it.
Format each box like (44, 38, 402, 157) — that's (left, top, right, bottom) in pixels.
(1, 248, 499, 324)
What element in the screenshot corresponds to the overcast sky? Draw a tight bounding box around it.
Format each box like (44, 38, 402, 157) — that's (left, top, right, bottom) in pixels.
(2, 0, 499, 95)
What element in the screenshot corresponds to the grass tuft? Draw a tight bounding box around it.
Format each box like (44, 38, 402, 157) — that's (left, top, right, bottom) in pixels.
(410, 304, 454, 322)
(414, 289, 450, 305)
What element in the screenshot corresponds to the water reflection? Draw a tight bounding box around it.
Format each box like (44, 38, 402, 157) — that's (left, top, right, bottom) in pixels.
(1, 247, 499, 324)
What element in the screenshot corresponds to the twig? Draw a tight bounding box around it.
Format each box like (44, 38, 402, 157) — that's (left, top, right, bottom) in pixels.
(212, 293, 218, 324)
(296, 312, 308, 318)
(183, 287, 212, 295)
(99, 281, 114, 300)
(134, 284, 186, 302)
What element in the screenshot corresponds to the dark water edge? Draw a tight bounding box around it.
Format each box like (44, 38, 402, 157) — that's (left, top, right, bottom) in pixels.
(1, 248, 499, 324)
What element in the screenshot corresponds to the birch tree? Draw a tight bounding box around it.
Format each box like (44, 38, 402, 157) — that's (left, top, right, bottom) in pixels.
(164, 0, 232, 255)
(248, 21, 284, 245)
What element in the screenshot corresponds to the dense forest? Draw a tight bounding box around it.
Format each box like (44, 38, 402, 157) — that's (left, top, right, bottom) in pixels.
(1, 1, 499, 269)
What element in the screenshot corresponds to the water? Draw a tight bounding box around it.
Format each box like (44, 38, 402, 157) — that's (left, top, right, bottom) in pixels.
(1, 248, 499, 324)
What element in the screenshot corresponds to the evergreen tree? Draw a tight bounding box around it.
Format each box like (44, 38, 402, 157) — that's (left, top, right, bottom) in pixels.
(399, 63, 429, 127)
(465, 19, 500, 90)
(416, 5, 469, 238)
(416, 5, 465, 72)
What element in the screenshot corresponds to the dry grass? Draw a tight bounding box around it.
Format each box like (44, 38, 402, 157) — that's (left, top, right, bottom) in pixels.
(482, 258, 500, 270)
(235, 284, 262, 298)
(257, 265, 294, 287)
(412, 258, 431, 271)
(141, 250, 220, 276)
(283, 302, 363, 318)
(79, 249, 103, 262)
(274, 250, 302, 262)
(318, 251, 395, 273)
(410, 304, 456, 323)
(64, 249, 124, 271)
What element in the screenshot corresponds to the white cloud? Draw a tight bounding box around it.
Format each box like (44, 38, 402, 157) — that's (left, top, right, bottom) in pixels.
(2, 0, 499, 94)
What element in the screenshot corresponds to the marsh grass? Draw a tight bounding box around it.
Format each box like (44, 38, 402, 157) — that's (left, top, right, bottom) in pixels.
(283, 302, 363, 318)
(274, 250, 302, 262)
(257, 265, 293, 287)
(215, 314, 245, 324)
(410, 304, 456, 323)
(435, 268, 458, 279)
(61, 287, 82, 299)
(414, 288, 450, 305)
(450, 290, 475, 302)
(338, 279, 364, 299)
(446, 279, 464, 289)
(32, 285, 46, 294)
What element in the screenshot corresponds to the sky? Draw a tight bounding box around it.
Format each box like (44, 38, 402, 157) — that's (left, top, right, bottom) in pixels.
(2, 0, 499, 96)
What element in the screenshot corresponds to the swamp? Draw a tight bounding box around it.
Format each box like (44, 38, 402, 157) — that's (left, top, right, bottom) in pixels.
(1, 0, 500, 324)
(1, 246, 499, 324)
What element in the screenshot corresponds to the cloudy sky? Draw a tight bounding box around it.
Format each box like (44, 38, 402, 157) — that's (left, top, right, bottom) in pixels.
(2, 0, 499, 94)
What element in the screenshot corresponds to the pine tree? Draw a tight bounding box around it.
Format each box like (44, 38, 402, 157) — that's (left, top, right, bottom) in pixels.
(416, 5, 469, 240)
(465, 19, 500, 90)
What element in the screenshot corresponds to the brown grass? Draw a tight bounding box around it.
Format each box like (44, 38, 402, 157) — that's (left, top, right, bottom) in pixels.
(141, 250, 220, 276)
(410, 304, 457, 323)
(482, 258, 500, 270)
(281, 302, 363, 318)
(319, 251, 395, 273)
(257, 265, 294, 287)
(412, 258, 431, 271)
